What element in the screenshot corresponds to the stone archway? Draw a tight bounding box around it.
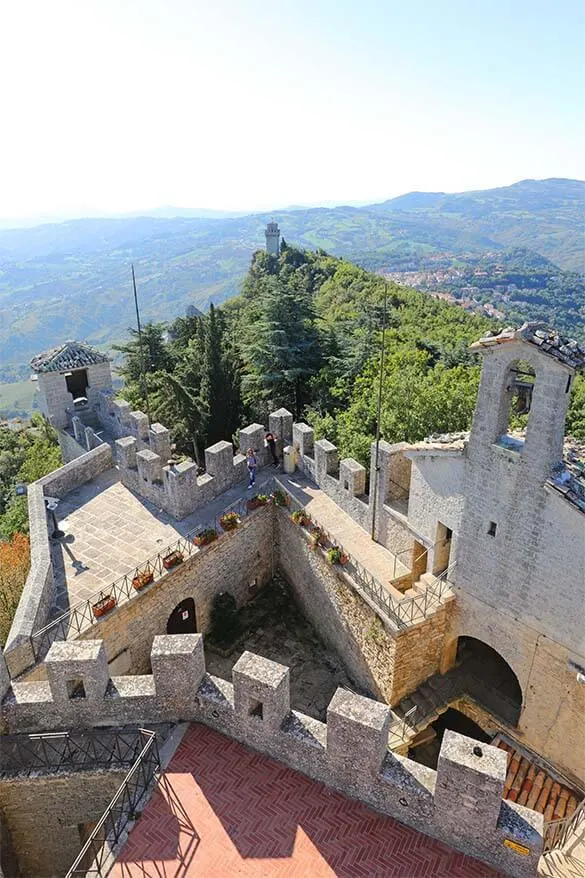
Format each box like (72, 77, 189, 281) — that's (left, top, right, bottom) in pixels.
(457, 636, 523, 726)
(166, 597, 197, 635)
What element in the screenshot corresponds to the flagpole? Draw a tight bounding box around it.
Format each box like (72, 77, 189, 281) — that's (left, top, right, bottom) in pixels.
(370, 282, 388, 541)
(131, 264, 151, 424)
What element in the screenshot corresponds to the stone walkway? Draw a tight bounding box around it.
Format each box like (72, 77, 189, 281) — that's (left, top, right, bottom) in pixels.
(111, 723, 503, 877)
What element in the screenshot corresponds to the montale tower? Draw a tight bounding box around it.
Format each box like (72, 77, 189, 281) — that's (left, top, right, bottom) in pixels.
(265, 220, 280, 256)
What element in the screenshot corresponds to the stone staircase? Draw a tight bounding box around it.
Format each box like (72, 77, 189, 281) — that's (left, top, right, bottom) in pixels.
(400, 570, 439, 599)
(391, 666, 468, 740)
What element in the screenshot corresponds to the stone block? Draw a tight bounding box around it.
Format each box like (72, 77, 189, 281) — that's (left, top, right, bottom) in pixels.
(269, 408, 293, 444)
(233, 650, 290, 730)
(435, 730, 507, 833)
(239, 423, 265, 457)
(112, 399, 132, 429)
(116, 436, 137, 469)
(315, 438, 338, 478)
(151, 634, 205, 699)
(149, 423, 172, 462)
(293, 422, 314, 457)
(137, 448, 163, 484)
(72, 416, 84, 442)
(130, 410, 150, 441)
(340, 458, 366, 496)
(0, 647, 10, 700)
(205, 440, 234, 490)
(326, 688, 391, 775)
(45, 640, 109, 703)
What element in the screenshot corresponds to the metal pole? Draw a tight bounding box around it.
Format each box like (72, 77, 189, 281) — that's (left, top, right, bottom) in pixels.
(131, 264, 151, 424)
(370, 282, 388, 541)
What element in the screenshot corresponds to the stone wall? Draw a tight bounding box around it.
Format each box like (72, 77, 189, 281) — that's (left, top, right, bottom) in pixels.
(0, 636, 544, 878)
(3, 445, 114, 679)
(0, 769, 126, 877)
(77, 508, 273, 673)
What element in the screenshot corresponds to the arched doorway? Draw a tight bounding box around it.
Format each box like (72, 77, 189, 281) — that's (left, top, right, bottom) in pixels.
(166, 598, 197, 635)
(457, 636, 522, 726)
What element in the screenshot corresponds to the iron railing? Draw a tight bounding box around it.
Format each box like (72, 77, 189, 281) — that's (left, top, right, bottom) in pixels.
(65, 729, 160, 878)
(544, 797, 585, 852)
(30, 489, 270, 661)
(1, 726, 170, 778)
(278, 482, 454, 630)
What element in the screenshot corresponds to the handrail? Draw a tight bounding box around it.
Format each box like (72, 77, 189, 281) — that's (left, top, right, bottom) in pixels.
(278, 481, 454, 630)
(543, 797, 585, 852)
(65, 728, 160, 877)
(30, 487, 274, 661)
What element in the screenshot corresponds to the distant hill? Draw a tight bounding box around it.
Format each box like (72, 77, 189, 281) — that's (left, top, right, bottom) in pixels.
(0, 178, 582, 378)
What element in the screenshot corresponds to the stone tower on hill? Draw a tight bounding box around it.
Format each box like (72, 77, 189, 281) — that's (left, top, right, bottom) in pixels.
(265, 220, 280, 256)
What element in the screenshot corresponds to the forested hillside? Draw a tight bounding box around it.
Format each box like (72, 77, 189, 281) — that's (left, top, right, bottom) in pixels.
(117, 245, 585, 469)
(0, 178, 582, 385)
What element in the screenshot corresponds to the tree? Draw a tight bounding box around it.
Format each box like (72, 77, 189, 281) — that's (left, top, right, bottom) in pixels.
(0, 532, 30, 646)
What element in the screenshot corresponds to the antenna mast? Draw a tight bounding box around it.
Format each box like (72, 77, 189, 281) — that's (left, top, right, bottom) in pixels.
(131, 264, 151, 424)
(370, 281, 388, 541)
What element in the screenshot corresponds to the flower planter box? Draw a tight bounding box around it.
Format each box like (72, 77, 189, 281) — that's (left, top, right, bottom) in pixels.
(219, 513, 240, 531)
(92, 594, 117, 618)
(271, 490, 289, 508)
(193, 529, 218, 547)
(162, 550, 184, 570)
(247, 495, 269, 511)
(132, 571, 154, 591)
(327, 547, 348, 566)
(291, 510, 311, 526)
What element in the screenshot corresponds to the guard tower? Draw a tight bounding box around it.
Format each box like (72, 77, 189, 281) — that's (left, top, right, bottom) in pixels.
(30, 341, 113, 429)
(265, 221, 280, 257)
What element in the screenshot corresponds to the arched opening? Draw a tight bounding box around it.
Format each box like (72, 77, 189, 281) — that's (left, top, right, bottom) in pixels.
(166, 597, 197, 635)
(457, 636, 522, 726)
(496, 359, 536, 451)
(408, 707, 491, 769)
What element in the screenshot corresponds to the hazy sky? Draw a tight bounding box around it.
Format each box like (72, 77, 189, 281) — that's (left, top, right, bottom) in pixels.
(1, 0, 583, 218)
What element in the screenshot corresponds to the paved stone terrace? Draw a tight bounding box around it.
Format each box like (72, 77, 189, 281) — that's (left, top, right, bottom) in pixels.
(50, 466, 409, 620)
(111, 723, 502, 878)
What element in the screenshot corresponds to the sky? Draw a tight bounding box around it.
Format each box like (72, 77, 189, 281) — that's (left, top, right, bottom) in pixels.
(1, 0, 583, 219)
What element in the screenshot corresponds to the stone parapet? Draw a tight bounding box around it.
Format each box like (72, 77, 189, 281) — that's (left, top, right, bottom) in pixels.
(0, 636, 543, 878)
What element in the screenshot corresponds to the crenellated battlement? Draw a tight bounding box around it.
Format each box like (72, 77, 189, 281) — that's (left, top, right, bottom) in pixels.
(0, 637, 543, 877)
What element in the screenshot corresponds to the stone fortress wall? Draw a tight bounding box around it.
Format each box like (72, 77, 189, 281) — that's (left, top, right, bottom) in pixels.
(0, 635, 543, 878)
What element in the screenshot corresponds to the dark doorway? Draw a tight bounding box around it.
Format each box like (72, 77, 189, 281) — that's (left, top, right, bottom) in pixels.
(457, 636, 522, 726)
(433, 521, 452, 575)
(166, 597, 197, 635)
(65, 369, 89, 401)
(408, 708, 491, 769)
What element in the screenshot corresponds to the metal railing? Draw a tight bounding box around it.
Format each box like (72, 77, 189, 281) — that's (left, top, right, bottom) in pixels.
(1, 726, 169, 778)
(31, 489, 272, 662)
(278, 482, 454, 630)
(65, 729, 160, 878)
(544, 797, 585, 852)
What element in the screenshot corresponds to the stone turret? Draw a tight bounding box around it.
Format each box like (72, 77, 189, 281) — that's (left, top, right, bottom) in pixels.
(265, 221, 280, 256)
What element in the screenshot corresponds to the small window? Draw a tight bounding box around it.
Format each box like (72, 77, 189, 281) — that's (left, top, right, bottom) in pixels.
(248, 700, 263, 720)
(566, 375, 572, 393)
(66, 678, 86, 700)
(488, 521, 497, 537)
(343, 480, 349, 491)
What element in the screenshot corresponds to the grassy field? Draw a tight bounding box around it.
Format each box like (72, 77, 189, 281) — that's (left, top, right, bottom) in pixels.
(0, 379, 39, 417)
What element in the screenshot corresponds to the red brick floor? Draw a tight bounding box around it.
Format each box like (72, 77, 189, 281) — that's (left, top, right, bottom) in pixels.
(112, 724, 503, 878)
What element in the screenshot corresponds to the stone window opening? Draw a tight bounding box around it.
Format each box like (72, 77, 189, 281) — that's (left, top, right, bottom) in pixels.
(565, 374, 572, 393)
(496, 359, 536, 452)
(488, 521, 497, 537)
(248, 699, 264, 720)
(66, 678, 86, 700)
(65, 368, 89, 403)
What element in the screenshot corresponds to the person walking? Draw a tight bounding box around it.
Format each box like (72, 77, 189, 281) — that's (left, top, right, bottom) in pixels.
(265, 431, 279, 466)
(246, 448, 257, 489)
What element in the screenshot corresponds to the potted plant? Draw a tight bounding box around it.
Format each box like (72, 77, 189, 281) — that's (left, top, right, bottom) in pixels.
(271, 489, 289, 507)
(193, 528, 218, 547)
(219, 511, 240, 531)
(327, 546, 349, 566)
(246, 493, 269, 511)
(291, 509, 311, 526)
(92, 592, 117, 618)
(132, 569, 154, 590)
(310, 525, 325, 549)
(162, 549, 184, 570)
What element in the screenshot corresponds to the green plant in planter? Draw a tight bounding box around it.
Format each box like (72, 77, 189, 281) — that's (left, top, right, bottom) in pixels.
(193, 528, 217, 547)
(219, 511, 240, 531)
(247, 493, 269, 510)
(271, 489, 288, 507)
(310, 525, 325, 548)
(291, 509, 311, 526)
(327, 546, 349, 565)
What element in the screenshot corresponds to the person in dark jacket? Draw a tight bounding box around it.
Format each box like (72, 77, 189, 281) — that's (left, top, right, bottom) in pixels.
(265, 431, 279, 466)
